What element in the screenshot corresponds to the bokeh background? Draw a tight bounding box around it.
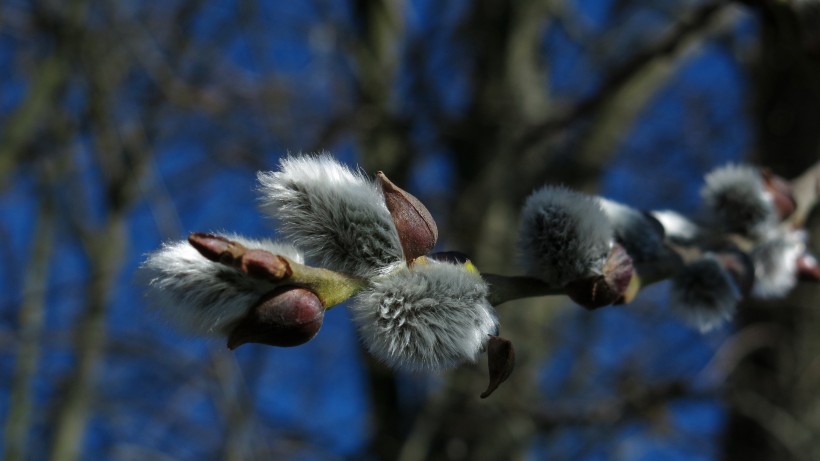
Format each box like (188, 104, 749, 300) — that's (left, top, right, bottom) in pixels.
(2, 0, 820, 460)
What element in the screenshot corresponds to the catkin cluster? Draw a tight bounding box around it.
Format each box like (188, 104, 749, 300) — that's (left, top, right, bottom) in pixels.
(143, 155, 816, 383)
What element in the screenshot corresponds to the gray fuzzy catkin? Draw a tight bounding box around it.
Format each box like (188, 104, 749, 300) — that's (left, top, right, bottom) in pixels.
(257, 154, 404, 278)
(669, 254, 740, 333)
(518, 186, 613, 287)
(350, 261, 498, 371)
(751, 230, 804, 298)
(701, 164, 776, 238)
(140, 235, 304, 335)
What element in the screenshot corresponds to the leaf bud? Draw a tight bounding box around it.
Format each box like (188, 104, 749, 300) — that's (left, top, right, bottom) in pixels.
(377, 171, 439, 262)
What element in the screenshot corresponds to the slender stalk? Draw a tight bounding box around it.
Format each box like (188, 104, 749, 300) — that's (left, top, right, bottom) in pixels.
(187, 233, 368, 309)
(284, 258, 368, 309)
(482, 274, 563, 306)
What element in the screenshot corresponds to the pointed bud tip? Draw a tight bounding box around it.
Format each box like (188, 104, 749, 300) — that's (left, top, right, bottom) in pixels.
(377, 171, 439, 262)
(481, 335, 515, 399)
(188, 233, 231, 261)
(188, 233, 247, 264)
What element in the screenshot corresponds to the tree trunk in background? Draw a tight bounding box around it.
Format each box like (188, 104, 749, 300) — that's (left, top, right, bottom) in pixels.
(2, 174, 55, 461)
(358, 0, 737, 458)
(722, 3, 820, 461)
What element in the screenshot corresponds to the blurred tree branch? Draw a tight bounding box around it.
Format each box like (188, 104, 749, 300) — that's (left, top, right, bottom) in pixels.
(527, 380, 707, 429)
(2, 163, 57, 461)
(0, 0, 95, 181)
(44, 4, 155, 459)
(514, 1, 732, 154)
(556, 4, 743, 191)
(347, 1, 410, 458)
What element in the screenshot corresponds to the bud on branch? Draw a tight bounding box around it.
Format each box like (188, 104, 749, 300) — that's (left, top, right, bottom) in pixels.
(377, 171, 439, 262)
(188, 232, 367, 309)
(227, 287, 324, 349)
(142, 155, 820, 399)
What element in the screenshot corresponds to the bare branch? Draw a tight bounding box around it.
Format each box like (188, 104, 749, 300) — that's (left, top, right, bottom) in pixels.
(515, 1, 734, 153)
(2, 168, 56, 461)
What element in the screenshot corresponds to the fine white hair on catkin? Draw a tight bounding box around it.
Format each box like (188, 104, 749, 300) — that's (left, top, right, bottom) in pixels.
(669, 254, 740, 333)
(350, 261, 498, 371)
(140, 235, 304, 335)
(751, 230, 804, 299)
(518, 186, 613, 287)
(701, 164, 776, 238)
(257, 154, 404, 277)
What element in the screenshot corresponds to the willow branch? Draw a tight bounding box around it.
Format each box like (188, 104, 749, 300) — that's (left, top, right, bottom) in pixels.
(482, 274, 563, 306)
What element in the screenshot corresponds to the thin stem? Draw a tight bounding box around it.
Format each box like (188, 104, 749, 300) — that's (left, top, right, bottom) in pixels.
(481, 274, 563, 306)
(188, 233, 368, 309)
(284, 258, 368, 309)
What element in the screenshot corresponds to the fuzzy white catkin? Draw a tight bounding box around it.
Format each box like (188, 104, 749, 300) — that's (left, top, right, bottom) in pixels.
(257, 154, 404, 278)
(701, 164, 776, 238)
(140, 235, 304, 335)
(751, 230, 804, 299)
(518, 186, 613, 287)
(669, 254, 740, 333)
(350, 261, 498, 371)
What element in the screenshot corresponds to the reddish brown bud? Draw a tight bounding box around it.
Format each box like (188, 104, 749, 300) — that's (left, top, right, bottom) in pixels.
(189, 233, 292, 282)
(377, 171, 439, 262)
(565, 243, 634, 309)
(227, 287, 324, 349)
(481, 335, 515, 399)
(189, 232, 246, 263)
(761, 169, 797, 221)
(238, 250, 292, 281)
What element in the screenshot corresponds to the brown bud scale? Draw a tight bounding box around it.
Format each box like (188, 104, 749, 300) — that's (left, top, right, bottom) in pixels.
(481, 335, 515, 399)
(227, 286, 324, 349)
(377, 171, 439, 262)
(189, 233, 292, 282)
